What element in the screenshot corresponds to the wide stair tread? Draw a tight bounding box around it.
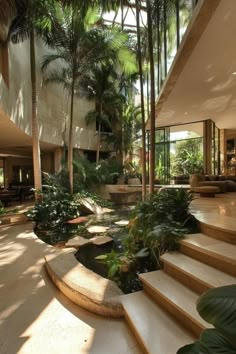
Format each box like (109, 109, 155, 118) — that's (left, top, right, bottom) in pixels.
(161, 252, 236, 290)
(181, 233, 236, 276)
(122, 291, 195, 354)
(140, 270, 210, 336)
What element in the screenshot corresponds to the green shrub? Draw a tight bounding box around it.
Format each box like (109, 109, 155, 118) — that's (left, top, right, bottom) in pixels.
(73, 156, 123, 189)
(95, 189, 195, 292)
(27, 185, 80, 226)
(0, 201, 5, 215)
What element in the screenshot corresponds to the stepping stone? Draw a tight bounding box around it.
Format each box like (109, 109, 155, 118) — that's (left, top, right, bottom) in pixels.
(67, 216, 88, 224)
(108, 227, 121, 234)
(114, 220, 129, 226)
(87, 225, 110, 234)
(65, 236, 91, 248)
(91, 235, 113, 246)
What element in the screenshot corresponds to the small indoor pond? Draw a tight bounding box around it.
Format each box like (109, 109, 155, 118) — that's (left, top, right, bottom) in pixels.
(34, 205, 146, 293)
(33, 189, 196, 294)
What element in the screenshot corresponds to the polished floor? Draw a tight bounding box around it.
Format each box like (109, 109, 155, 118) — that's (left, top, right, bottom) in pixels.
(190, 192, 236, 232)
(0, 223, 141, 354)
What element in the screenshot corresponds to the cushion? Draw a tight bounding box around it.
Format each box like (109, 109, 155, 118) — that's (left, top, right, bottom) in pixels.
(225, 180, 236, 192)
(207, 175, 217, 181)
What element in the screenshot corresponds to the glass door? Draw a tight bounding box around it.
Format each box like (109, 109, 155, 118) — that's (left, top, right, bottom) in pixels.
(155, 127, 170, 184)
(0, 158, 4, 189)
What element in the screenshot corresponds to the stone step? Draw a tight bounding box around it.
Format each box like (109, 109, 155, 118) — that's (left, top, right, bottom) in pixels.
(121, 291, 195, 354)
(160, 252, 236, 294)
(198, 218, 236, 244)
(139, 270, 210, 337)
(181, 233, 236, 276)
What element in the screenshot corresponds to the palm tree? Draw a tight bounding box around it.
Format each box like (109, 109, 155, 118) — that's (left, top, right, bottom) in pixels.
(146, 0, 156, 194)
(42, 5, 135, 192)
(135, 0, 146, 200)
(9, 0, 54, 197)
(78, 27, 137, 164)
(122, 103, 142, 161)
(81, 64, 123, 164)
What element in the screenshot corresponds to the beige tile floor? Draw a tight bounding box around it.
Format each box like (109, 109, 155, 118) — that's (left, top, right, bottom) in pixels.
(0, 223, 142, 354)
(191, 192, 236, 232)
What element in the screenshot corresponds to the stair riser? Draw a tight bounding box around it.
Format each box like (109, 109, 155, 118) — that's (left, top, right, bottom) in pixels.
(180, 243, 236, 277)
(199, 222, 236, 244)
(142, 281, 204, 338)
(123, 310, 149, 354)
(162, 261, 211, 295)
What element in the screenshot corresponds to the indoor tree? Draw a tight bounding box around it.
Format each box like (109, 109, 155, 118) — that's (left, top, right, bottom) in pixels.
(42, 4, 121, 192)
(78, 28, 137, 164)
(9, 0, 54, 197)
(135, 0, 146, 200)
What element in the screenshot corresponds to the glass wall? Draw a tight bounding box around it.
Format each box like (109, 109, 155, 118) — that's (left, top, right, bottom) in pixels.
(212, 122, 220, 175)
(0, 158, 4, 188)
(149, 122, 204, 185)
(169, 122, 204, 183)
(154, 0, 198, 95)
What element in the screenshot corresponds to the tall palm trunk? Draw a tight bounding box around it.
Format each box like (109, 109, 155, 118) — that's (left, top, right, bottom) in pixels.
(30, 30, 42, 198)
(96, 101, 102, 164)
(146, 0, 156, 194)
(135, 0, 146, 201)
(68, 74, 75, 194)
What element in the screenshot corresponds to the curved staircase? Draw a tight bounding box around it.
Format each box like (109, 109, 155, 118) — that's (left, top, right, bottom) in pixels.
(121, 217, 236, 353)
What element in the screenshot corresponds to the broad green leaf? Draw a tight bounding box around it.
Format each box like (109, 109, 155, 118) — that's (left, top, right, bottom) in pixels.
(199, 329, 236, 354)
(177, 342, 203, 354)
(197, 285, 236, 338)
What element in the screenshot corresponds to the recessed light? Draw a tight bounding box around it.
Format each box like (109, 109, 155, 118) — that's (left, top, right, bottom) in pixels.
(233, 72, 236, 75)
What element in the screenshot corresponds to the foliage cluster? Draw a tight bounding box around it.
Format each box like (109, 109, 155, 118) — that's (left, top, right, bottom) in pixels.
(73, 156, 123, 188)
(96, 189, 195, 292)
(123, 162, 142, 181)
(27, 166, 114, 227)
(170, 138, 204, 176)
(27, 185, 80, 227)
(0, 201, 5, 215)
(178, 285, 236, 354)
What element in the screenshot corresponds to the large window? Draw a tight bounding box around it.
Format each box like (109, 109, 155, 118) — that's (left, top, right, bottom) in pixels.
(154, 0, 197, 95)
(150, 122, 204, 185)
(170, 123, 204, 181)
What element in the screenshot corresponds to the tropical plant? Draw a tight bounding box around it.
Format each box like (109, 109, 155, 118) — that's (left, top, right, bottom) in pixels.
(0, 200, 5, 215)
(27, 185, 80, 226)
(177, 285, 236, 354)
(96, 188, 195, 292)
(42, 4, 104, 193)
(79, 28, 137, 164)
(73, 155, 123, 187)
(126, 188, 194, 264)
(9, 0, 54, 196)
(81, 64, 124, 164)
(135, 0, 147, 200)
(122, 104, 142, 162)
(171, 138, 204, 176)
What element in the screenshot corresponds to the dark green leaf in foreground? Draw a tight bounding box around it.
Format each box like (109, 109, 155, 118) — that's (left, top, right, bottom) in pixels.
(197, 285, 236, 339)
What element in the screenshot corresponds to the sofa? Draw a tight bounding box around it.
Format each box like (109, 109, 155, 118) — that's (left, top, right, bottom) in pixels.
(190, 174, 236, 193)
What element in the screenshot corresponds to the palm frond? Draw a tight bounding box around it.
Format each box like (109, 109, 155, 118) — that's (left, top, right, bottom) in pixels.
(43, 68, 72, 92)
(42, 52, 71, 71)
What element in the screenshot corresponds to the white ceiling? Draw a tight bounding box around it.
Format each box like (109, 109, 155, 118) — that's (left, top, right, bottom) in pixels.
(155, 0, 236, 130)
